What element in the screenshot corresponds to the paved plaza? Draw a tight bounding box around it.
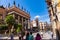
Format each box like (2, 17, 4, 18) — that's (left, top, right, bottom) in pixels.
(33, 31, 56, 40)
(0, 31, 56, 40)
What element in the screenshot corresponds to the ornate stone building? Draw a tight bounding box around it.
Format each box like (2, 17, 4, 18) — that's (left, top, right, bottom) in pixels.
(39, 22, 48, 31)
(0, 6, 7, 24)
(0, 3, 30, 30)
(30, 19, 39, 32)
(46, 0, 60, 37)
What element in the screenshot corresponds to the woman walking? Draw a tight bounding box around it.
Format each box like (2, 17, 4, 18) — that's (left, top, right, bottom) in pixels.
(35, 33, 42, 40)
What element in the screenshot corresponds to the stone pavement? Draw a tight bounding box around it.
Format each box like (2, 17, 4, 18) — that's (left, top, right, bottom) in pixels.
(0, 36, 56, 40)
(43, 39, 56, 40)
(33, 31, 56, 40)
(0, 31, 56, 40)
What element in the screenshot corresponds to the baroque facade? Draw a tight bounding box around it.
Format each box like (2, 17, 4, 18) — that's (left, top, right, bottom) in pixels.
(0, 4, 30, 30)
(46, 0, 60, 36)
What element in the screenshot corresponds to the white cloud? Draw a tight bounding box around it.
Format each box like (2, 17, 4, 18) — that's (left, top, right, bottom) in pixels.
(34, 14, 50, 23)
(34, 15, 40, 18)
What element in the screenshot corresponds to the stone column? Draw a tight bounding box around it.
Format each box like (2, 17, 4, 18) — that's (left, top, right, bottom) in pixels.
(22, 17, 23, 27)
(13, 14, 15, 19)
(18, 16, 20, 24)
(52, 21, 56, 38)
(3, 14, 5, 20)
(28, 19, 30, 29)
(25, 19, 27, 30)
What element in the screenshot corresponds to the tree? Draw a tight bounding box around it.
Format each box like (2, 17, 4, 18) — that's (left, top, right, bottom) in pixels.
(5, 15, 15, 25)
(0, 24, 8, 30)
(0, 24, 8, 34)
(5, 15, 15, 34)
(16, 23, 22, 34)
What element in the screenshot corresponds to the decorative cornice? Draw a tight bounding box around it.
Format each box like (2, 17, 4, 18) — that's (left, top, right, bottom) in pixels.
(7, 7, 30, 18)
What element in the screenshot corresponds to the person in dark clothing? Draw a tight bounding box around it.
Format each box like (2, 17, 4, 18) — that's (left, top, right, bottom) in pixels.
(56, 29, 60, 40)
(19, 34, 22, 40)
(35, 33, 42, 40)
(26, 32, 29, 40)
(10, 33, 14, 40)
(52, 33, 53, 40)
(29, 32, 34, 40)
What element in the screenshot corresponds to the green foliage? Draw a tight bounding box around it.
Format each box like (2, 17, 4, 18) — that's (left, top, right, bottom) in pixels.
(17, 24, 22, 29)
(14, 23, 17, 29)
(16, 23, 22, 33)
(5, 14, 16, 34)
(5, 15, 15, 25)
(16, 27, 20, 33)
(5, 14, 22, 34)
(0, 24, 8, 30)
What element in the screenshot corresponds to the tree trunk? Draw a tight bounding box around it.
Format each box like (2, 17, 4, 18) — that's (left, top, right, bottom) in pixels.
(8, 24, 12, 34)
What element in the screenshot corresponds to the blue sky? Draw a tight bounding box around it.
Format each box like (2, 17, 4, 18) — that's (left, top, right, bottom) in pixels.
(0, 0, 50, 23)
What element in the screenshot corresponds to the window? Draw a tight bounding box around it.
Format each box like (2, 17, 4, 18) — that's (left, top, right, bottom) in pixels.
(0, 14, 2, 20)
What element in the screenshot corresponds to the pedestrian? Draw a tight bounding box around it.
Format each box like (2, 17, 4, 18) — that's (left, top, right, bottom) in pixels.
(56, 29, 60, 40)
(23, 34, 26, 40)
(23, 31, 28, 40)
(19, 34, 22, 40)
(51, 32, 53, 40)
(10, 33, 14, 40)
(26, 32, 29, 40)
(29, 32, 34, 40)
(35, 33, 42, 40)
